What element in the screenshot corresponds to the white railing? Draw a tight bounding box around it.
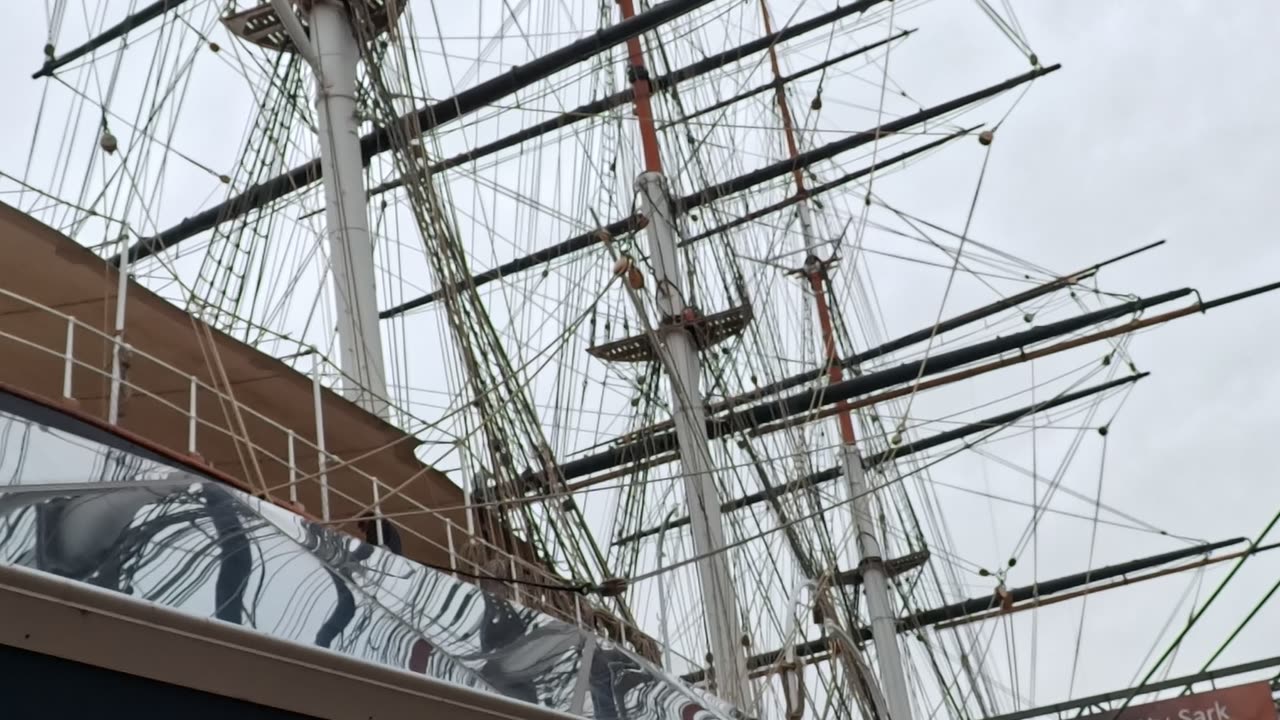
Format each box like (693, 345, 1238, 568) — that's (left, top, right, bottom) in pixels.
(0, 285, 612, 631)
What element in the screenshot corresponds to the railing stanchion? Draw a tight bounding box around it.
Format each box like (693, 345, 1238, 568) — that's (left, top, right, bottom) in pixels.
(447, 522, 458, 575)
(108, 233, 129, 424)
(61, 317, 75, 399)
(371, 477, 384, 545)
(287, 431, 298, 505)
(188, 375, 198, 453)
(312, 354, 329, 522)
(510, 555, 521, 605)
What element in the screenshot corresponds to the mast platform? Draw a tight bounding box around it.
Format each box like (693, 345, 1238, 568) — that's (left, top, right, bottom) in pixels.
(586, 304, 753, 363)
(222, 0, 403, 53)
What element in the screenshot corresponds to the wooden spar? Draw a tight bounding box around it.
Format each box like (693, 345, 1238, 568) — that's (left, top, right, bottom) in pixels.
(365, 0, 896, 199)
(682, 64, 1057, 212)
(114, 0, 726, 266)
(33, 0, 194, 79)
(611, 372, 1146, 545)
(381, 65, 1059, 319)
(597, 239, 1162, 450)
(802, 249, 912, 720)
(798, 252, 888, 684)
(616, 0, 751, 704)
(537, 285, 1194, 484)
(660, 31, 911, 132)
(934, 540, 1280, 631)
(680, 126, 968, 248)
(745, 284, 1275, 436)
(607, 220, 1171, 541)
(699, 239, 1164, 402)
(750, 651, 834, 680)
(379, 130, 960, 320)
(534, 277, 1280, 486)
(683, 537, 1250, 682)
(459, 372, 1143, 514)
(701, 0, 860, 614)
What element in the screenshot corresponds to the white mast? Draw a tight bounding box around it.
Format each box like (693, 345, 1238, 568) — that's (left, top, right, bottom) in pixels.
(307, 0, 390, 419)
(636, 172, 749, 707)
(842, 447, 914, 720)
(755, 0, 914, 710)
(605, 0, 749, 705)
(805, 257, 914, 720)
(254, 0, 390, 419)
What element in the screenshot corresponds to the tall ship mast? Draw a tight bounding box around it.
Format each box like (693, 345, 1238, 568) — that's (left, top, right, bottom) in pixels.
(1, 1, 1278, 718)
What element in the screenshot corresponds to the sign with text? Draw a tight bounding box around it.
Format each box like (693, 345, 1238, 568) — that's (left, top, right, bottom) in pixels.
(1079, 682, 1277, 720)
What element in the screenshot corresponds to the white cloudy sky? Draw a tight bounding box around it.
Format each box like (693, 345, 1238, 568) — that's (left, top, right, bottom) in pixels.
(0, 0, 1277, 717)
(884, 0, 1280, 708)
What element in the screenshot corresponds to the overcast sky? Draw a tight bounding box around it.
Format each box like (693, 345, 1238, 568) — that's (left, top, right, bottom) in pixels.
(0, 0, 1277, 716)
(886, 0, 1280, 706)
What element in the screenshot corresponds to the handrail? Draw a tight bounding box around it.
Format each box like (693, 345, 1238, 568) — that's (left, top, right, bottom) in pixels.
(0, 286, 598, 627)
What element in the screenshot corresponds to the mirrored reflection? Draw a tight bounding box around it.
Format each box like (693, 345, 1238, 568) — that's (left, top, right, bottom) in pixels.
(0, 391, 736, 720)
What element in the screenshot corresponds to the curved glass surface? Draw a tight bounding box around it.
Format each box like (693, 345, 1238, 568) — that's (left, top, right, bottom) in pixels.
(0, 391, 737, 720)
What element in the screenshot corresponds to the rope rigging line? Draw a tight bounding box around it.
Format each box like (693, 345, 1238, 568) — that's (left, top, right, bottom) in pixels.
(1114, 505, 1280, 716)
(20, 5, 1275, 718)
(619, 378, 1142, 586)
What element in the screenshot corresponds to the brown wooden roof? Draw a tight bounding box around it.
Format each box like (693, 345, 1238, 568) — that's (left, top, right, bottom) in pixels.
(0, 201, 463, 568)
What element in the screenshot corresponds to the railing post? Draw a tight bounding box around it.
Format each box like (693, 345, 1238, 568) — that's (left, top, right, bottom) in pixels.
(312, 354, 329, 522)
(371, 477, 384, 545)
(108, 233, 129, 425)
(569, 637, 597, 715)
(510, 555, 521, 605)
(461, 458, 475, 536)
(287, 431, 298, 505)
(446, 522, 457, 575)
(188, 375, 198, 454)
(62, 317, 75, 399)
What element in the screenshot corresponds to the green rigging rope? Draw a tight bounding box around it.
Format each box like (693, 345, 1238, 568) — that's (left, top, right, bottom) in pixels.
(1195, 545, 1280, 672)
(1116, 511, 1280, 711)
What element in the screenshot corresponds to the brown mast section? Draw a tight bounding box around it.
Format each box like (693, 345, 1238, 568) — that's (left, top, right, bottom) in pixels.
(805, 258, 858, 445)
(754, 0, 850, 437)
(618, 0, 665, 173)
(759, 2, 810, 198)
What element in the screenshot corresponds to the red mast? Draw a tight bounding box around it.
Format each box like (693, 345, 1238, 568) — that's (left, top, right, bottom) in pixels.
(617, 0, 665, 174)
(758, 1, 914, 714)
(804, 257, 858, 445)
(759, 2, 810, 199)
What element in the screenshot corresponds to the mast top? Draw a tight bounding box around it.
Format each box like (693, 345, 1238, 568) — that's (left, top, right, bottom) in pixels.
(222, 0, 402, 52)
